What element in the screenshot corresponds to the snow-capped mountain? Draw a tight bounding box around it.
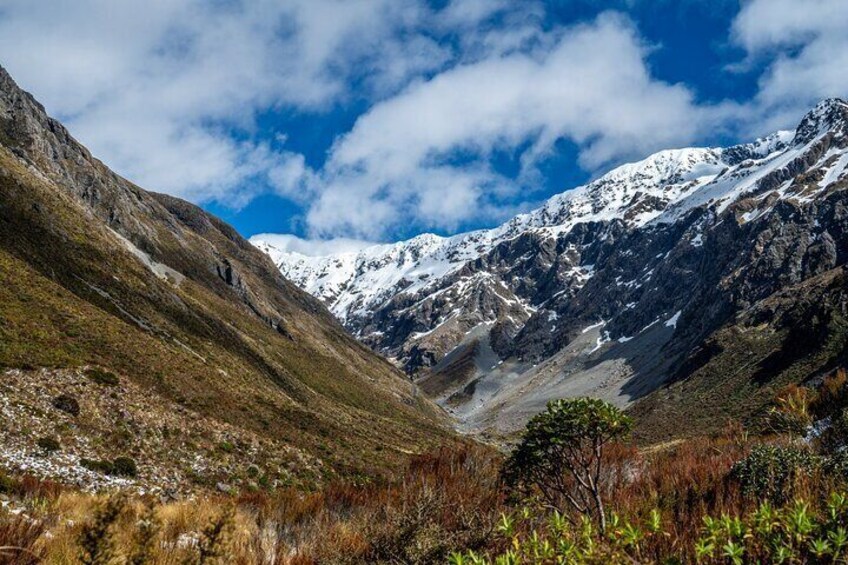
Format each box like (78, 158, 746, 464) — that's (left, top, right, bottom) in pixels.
(254, 99, 848, 439)
(253, 139, 783, 324)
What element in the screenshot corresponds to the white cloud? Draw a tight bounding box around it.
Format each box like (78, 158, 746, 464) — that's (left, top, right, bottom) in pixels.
(731, 0, 848, 134)
(306, 13, 706, 238)
(249, 233, 375, 256)
(2, 1, 846, 242)
(0, 0, 448, 204)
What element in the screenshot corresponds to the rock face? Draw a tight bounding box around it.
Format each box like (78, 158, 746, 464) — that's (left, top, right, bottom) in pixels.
(256, 99, 848, 440)
(0, 64, 449, 488)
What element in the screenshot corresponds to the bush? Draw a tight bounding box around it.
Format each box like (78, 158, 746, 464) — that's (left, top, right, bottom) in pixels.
(80, 457, 138, 478)
(503, 397, 632, 533)
(820, 408, 848, 453)
(811, 368, 848, 419)
(451, 491, 848, 564)
(84, 368, 119, 386)
(732, 445, 819, 503)
(112, 457, 138, 478)
(37, 436, 61, 454)
(824, 450, 848, 480)
(0, 471, 14, 494)
(52, 393, 80, 416)
(80, 458, 115, 475)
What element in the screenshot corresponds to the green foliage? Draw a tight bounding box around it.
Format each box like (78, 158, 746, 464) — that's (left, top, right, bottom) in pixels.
(80, 456, 138, 477)
(694, 495, 848, 564)
(80, 459, 115, 475)
(825, 449, 848, 480)
(453, 492, 848, 564)
(84, 368, 119, 387)
(731, 445, 819, 504)
(0, 471, 14, 494)
(503, 398, 632, 532)
(820, 407, 848, 453)
(52, 393, 80, 416)
(111, 457, 138, 478)
(36, 436, 61, 454)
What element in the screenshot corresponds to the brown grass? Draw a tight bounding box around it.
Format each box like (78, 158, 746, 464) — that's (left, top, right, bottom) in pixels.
(0, 429, 842, 564)
(0, 445, 503, 564)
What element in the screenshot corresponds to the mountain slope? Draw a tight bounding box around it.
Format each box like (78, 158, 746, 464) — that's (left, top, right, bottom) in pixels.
(257, 99, 848, 440)
(0, 65, 450, 491)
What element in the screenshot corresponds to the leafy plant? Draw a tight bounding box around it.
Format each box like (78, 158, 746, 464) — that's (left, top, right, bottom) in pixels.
(52, 394, 80, 416)
(84, 368, 119, 387)
(80, 456, 137, 477)
(111, 457, 138, 478)
(502, 398, 632, 532)
(731, 445, 818, 504)
(36, 436, 60, 454)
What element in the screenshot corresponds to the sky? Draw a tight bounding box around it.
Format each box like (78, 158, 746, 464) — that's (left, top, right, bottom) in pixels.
(1, 0, 848, 253)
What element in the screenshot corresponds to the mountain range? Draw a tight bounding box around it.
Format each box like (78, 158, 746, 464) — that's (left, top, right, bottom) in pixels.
(254, 99, 848, 441)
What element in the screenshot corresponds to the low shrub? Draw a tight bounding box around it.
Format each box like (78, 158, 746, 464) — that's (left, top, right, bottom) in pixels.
(52, 394, 80, 416)
(825, 450, 848, 481)
(731, 444, 819, 504)
(820, 408, 848, 453)
(764, 384, 812, 436)
(80, 458, 115, 475)
(450, 491, 848, 564)
(0, 471, 14, 494)
(84, 368, 119, 387)
(811, 368, 848, 419)
(111, 457, 138, 478)
(80, 457, 138, 478)
(36, 436, 60, 454)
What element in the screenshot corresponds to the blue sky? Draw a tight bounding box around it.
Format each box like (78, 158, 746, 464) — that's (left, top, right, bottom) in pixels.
(2, 0, 847, 251)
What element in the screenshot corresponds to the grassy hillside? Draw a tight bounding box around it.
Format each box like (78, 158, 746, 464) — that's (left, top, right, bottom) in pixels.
(0, 66, 451, 489)
(631, 267, 848, 443)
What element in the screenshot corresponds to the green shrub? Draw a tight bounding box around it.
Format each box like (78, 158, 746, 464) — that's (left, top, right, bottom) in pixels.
(450, 492, 848, 565)
(84, 368, 119, 387)
(503, 397, 632, 533)
(765, 385, 812, 436)
(111, 457, 138, 478)
(824, 450, 848, 480)
(53, 393, 80, 416)
(0, 470, 14, 494)
(37, 436, 61, 453)
(80, 456, 138, 478)
(820, 408, 848, 453)
(80, 458, 115, 475)
(732, 445, 819, 503)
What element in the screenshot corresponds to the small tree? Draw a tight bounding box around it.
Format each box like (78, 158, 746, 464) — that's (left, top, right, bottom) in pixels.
(503, 397, 632, 532)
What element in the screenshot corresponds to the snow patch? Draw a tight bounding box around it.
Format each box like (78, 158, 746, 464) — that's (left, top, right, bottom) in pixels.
(665, 311, 682, 328)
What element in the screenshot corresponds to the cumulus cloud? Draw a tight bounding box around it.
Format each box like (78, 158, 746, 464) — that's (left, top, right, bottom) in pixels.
(1, 0, 846, 242)
(0, 0, 449, 203)
(305, 13, 706, 237)
(249, 233, 376, 256)
(731, 0, 848, 134)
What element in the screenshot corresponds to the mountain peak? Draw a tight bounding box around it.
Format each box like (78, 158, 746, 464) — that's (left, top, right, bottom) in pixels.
(793, 97, 848, 145)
